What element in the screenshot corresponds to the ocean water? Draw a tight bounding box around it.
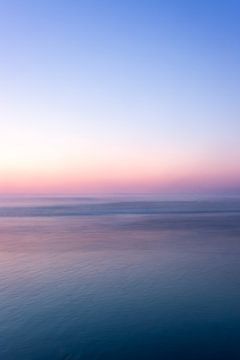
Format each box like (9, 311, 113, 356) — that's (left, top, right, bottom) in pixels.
(1, 197, 240, 360)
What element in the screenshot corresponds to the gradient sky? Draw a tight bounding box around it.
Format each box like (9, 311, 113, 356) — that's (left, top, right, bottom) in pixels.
(0, 0, 239, 195)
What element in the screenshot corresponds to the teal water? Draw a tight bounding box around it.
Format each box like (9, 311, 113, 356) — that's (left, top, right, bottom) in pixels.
(0, 198, 240, 359)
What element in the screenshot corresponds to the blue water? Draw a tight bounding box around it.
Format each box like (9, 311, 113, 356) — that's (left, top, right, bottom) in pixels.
(1, 197, 240, 359)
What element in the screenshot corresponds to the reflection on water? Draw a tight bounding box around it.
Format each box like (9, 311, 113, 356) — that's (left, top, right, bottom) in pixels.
(0, 198, 240, 359)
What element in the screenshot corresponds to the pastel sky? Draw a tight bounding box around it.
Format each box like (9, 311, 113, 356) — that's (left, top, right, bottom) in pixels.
(0, 0, 239, 195)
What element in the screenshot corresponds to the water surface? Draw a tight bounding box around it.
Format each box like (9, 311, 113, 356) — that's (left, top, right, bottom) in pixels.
(1, 197, 240, 359)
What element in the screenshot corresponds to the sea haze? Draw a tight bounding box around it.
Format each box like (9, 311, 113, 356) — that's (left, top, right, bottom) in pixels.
(0, 197, 240, 360)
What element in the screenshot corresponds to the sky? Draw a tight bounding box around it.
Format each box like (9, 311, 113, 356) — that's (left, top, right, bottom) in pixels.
(0, 0, 239, 195)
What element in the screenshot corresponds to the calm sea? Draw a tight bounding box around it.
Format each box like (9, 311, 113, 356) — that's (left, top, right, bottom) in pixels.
(0, 197, 240, 359)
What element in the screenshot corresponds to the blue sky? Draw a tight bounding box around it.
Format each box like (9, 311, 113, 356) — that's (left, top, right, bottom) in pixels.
(0, 0, 239, 194)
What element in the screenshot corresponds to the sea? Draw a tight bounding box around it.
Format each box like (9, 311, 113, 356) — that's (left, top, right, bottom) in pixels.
(0, 196, 240, 360)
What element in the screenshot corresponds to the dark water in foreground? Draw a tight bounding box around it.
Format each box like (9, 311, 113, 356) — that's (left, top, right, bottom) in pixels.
(1, 197, 240, 359)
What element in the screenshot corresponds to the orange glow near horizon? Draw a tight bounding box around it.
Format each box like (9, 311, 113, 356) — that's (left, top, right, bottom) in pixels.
(1, 102, 239, 196)
(1, 161, 239, 195)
